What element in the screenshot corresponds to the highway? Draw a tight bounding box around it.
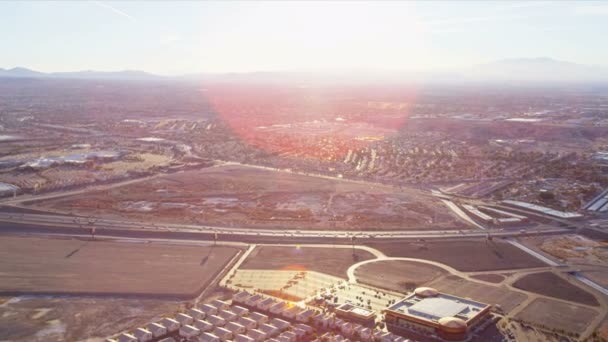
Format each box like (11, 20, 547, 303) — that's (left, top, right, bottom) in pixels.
(0, 210, 571, 244)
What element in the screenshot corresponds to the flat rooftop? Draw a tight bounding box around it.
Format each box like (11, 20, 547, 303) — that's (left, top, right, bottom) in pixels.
(386, 292, 489, 323)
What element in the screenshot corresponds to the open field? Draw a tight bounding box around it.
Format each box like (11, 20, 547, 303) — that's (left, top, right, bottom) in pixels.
(0, 296, 182, 342)
(515, 298, 598, 334)
(0, 236, 240, 298)
(31, 164, 467, 230)
(368, 239, 546, 272)
(513, 272, 599, 306)
(354, 260, 446, 292)
(239, 246, 374, 278)
(525, 234, 608, 264)
(428, 275, 527, 313)
(470, 274, 506, 284)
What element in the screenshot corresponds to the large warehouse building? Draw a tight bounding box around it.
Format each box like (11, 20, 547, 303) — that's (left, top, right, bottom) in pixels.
(384, 287, 491, 341)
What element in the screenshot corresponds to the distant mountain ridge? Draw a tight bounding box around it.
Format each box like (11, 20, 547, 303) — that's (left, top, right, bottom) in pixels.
(0, 67, 161, 80)
(2, 58, 608, 83)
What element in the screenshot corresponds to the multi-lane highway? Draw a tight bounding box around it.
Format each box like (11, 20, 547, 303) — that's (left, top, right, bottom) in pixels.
(0, 209, 571, 245)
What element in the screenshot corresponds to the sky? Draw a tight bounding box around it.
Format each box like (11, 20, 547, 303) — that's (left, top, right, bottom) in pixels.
(1, 1, 607, 75)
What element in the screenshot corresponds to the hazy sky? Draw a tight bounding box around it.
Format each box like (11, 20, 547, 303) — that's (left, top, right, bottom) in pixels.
(1, 1, 607, 75)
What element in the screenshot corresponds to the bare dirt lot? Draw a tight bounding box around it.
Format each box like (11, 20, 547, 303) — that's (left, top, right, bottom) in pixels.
(32, 164, 467, 230)
(368, 239, 546, 272)
(428, 275, 527, 313)
(470, 274, 506, 284)
(513, 272, 599, 307)
(527, 234, 608, 264)
(515, 297, 598, 334)
(0, 296, 182, 342)
(354, 260, 446, 292)
(239, 246, 374, 278)
(0, 236, 240, 298)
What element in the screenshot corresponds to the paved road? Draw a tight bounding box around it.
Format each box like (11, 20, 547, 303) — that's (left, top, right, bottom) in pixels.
(0, 211, 570, 244)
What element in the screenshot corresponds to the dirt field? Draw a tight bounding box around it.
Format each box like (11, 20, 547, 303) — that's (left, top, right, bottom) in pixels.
(0, 236, 240, 298)
(32, 164, 467, 230)
(239, 246, 374, 278)
(515, 297, 598, 334)
(469, 274, 506, 284)
(513, 272, 599, 307)
(0, 296, 182, 342)
(354, 260, 446, 292)
(427, 275, 527, 313)
(532, 235, 608, 264)
(368, 239, 546, 272)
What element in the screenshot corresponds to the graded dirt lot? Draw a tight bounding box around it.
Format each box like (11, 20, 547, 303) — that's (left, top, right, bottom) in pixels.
(427, 275, 527, 313)
(368, 239, 546, 272)
(0, 236, 240, 298)
(470, 274, 506, 284)
(515, 297, 598, 334)
(513, 272, 599, 306)
(0, 296, 182, 342)
(239, 246, 374, 278)
(354, 260, 446, 292)
(32, 164, 467, 230)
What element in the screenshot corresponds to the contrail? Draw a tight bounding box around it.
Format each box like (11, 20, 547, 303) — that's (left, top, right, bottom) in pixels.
(92, 1, 136, 21)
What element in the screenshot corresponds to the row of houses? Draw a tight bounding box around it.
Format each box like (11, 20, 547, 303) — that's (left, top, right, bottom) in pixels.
(106, 298, 313, 342)
(233, 291, 410, 342)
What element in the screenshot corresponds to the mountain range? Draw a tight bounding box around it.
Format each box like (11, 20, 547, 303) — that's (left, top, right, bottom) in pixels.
(2, 58, 608, 83)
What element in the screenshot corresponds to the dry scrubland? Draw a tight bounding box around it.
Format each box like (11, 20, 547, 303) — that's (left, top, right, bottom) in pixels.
(368, 239, 546, 272)
(513, 272, 599, 306)
(239, 246, 375, 278)
(0, 296, 181, 342)
(33, 164, 466, 230)
(0, 236, 240, 298)
(515, 298, 598, 334)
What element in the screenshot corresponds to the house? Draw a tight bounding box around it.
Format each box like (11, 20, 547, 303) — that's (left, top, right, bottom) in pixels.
(133, 328, 153, 342)
(295, 323, 313, 334)
(175, 313, 194, 326)
(207, 315, 227, 327)
(238, 316, 257, 331)
(282, 331, 298, 340)
(212, 326, 233, 341)
(117, 333, 137, 342)
(270, 317, 291, 331)
(247, 329, 267, 342)
(278, 331, 296, 342)
(200, 304, 219, 316)
(246, 294, 264, 307)
(293, 327, 306, 338)
(256, 297, 275, 311)
(296, 308, 316, 323)
(188, 308, 206, 320)
(231, 305, 249, 317)
(232, 291, 251, 304)
(281, 306, 301, 319)
(160, 318, 180, 332)
(270, 301, 288, 315)
(179, 325, 201, 338)
(146, 323, 167, 338)
(158, 338, 176, 342)
(194, 319, 214, 333)
(218, 309, 238, 322)
(198, 332, 220, 342)
(225, 321, 246, 335)
(258, 323, 280, 338)
(234, 334, 255, 342)
(249, 312, 269, 325)
(210, 299, 230, 311)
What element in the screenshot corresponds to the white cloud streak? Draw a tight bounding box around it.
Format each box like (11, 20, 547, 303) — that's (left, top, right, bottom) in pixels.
(92, 1, 136, 21)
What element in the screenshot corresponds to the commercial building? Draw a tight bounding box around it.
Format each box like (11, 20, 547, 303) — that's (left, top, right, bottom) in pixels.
(334, 302, 376, 326)
(384, 287, 491, 341)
